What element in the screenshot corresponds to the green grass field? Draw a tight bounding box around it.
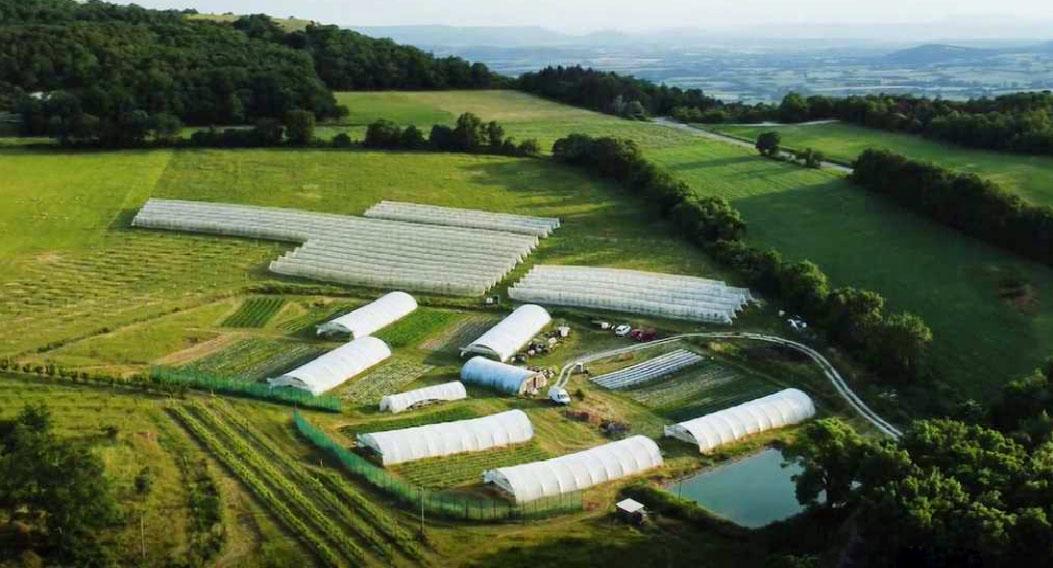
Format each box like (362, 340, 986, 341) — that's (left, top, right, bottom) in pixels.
(5, 88, 1037, 564)
(709, 121, 1053, 206)
(646, 136, 1053, 396)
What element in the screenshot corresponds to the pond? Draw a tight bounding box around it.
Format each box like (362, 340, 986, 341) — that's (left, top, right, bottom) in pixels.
(666, 448, 809, 528)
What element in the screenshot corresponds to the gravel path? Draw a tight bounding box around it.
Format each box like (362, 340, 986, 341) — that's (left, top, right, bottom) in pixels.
(556, 331, 902, 439)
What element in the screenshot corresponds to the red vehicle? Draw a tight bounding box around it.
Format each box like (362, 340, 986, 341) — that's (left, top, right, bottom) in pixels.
(629, 328, 657, 342)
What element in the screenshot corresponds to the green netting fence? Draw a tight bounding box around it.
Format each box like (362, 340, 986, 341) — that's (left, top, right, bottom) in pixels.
(293, 411, 583, 522)
(151, 367, 342, 412)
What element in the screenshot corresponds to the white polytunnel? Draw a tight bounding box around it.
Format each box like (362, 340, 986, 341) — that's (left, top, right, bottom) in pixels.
(267, 336, 392, 396)
(356, 409, 534, 466)
(483, 435, 663, 503)
(462, 304, 551, 362)
(316, 291, 418, 338)
(460, 356, 548, 396)
(378, 381, 468, 414)
(664, 388, 816, 453)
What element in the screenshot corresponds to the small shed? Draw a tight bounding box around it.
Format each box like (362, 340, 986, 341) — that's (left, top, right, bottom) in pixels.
(616, 498, 647, 524)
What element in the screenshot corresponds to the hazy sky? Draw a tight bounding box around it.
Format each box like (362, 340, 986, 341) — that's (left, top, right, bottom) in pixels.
(129, 0, 1051, 34)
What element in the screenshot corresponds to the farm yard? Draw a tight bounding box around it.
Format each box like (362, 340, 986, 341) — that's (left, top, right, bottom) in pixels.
(1, 87, 1024, 566)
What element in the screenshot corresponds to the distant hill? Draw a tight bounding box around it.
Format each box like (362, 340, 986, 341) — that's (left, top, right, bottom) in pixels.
(351, 25, 568, 47)
(884, 43, 994, 64)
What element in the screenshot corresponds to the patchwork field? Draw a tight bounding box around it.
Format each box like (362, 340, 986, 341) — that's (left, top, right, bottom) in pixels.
(326, 90, 1053, 396)
(708, 121, 1053, 206)
(5, 87, 1042, 564)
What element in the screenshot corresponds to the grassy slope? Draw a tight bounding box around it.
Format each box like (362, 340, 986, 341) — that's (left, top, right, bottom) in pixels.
(0, 376, 300, 567)
(710, 121, 1053, 206)
(333, 91, 1053, 396)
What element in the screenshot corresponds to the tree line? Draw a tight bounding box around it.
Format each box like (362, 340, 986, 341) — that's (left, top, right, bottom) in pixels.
(364, 112, 540, 156)
(516, 66, 1053, 157)
(1, 1, 504, 142)
(550, 133, 933, 385)
(783, 352, 1053, 566)
(676, 91, 1053, 157)
(851, 149, 1053, 266)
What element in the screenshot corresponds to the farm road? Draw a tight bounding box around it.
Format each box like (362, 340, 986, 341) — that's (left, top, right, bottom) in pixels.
(556, 331, 902, 439)
(653, 117, 853, 175)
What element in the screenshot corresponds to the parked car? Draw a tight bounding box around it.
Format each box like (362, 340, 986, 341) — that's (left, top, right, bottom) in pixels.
(614, 324, 632, 337)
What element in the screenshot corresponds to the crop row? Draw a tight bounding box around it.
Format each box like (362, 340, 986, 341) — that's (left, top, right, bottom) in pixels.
(221, 297, 286, 328)
(276, 302, 357, 335)
(181, 403, 375, 565)
(340, 406, 481, 437)
(624, 363, 777, 420)
(170, 405, 346, 568)
(204, 403, 423, 562)
(374, 308, 461, 348)
(393, 441, 550, 489)
(184, 338, 322, 381)
(340, 359, 432, 405)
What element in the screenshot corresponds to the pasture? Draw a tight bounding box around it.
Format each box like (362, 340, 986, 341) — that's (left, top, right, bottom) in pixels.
(325, 90, 1053, 395)
(709, 121, 1053, 207)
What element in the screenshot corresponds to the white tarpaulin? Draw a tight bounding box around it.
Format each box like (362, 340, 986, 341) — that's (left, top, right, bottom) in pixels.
(462, 304, 550, 362)
(357, 409, 533, 465)
(317, 291, 418, 338)
(267, 336, 391, 396)
(378, 381, 467, 413)
(483, 435, 663, 503)
(664, 388, 816, 453)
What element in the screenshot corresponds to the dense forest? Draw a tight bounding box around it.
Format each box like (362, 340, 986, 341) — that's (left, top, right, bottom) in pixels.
(0, 1, 502, 144)
(518, 66, 1053, 156)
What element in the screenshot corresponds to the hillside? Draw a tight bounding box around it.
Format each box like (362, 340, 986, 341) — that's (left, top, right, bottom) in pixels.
(0, 0, 502, 135)
(883, 43, 993, 64)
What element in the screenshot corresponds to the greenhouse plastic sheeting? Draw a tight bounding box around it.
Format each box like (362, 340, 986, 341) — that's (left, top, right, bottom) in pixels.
(483, 435, 663, 503)
(357, 409, 534, 466)
(317, 291, 418, 338)
(664, 388, 816, 453)
(379, 381, 467, 413)
(460, 356, 545, 395)
(364, 201, 561, 237)
(267, 336, 392, 396)
(591, 349, 705, 390)
(131, 199, 542, 296)
(508, 265, 753, 323)
(462, 304, 551, 362)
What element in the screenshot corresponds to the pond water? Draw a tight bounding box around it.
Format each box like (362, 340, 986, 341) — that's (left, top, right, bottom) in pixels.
(666, 448, 808, 528)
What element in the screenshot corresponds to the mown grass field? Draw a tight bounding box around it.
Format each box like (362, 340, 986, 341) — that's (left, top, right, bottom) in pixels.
(326, 90, 1053, 396)
(709, 121, 1053, 206)
(4, 87, 1036, 563)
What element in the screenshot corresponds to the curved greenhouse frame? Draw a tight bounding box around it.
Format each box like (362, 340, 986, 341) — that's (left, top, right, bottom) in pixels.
(267, 336, 392, 396)
(664, 388, 816, 453)
(483, 435, 663, 503)
(462, 304, 551, 362)
(357, 409, 534, 466)
(378, 381, 468, 413)
(317, 291, 418, 338)
(364, 201, 561, 237)
(509, 265, 753, 323)
(132, 199, 543, 296)
(460, 356, 548, 395)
